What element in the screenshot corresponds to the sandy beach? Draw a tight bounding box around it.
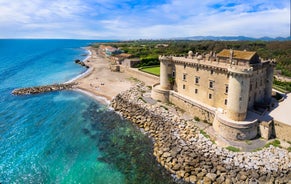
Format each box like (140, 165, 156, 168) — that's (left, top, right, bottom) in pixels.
(73, 47, 136, 104)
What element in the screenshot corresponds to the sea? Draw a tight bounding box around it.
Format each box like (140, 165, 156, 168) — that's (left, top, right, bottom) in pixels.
(0, 39, 177, 184)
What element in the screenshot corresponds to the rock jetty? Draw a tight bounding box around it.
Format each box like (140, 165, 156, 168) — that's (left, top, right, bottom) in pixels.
(111, 83, 291, 184)
(75, 59, 89, 68)
(12, 83, 77, 95)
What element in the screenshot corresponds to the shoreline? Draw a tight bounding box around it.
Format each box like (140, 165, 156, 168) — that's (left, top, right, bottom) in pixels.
(65, 47, 93, 84)
(73, 46, 290, 183)
(65, 67, 93, 84)
(10, 44, 290, 183)
(111, 84, 291, 183)
(11, 46, 136, 105)
(72, 46, 136, 104)
(73, 88, 111, 105)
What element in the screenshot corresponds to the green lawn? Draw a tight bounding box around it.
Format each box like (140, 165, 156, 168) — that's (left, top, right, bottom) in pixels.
(140, 66, 160, 76)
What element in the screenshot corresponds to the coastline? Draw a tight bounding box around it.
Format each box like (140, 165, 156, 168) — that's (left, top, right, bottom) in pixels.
(111, 84, 291, 183)
(65, 67, 93, 84)
(72, 46, 136, 104)
(49, 45, 290, 183)
(11, 46, 136, 105)
(65, 47, 93, 84)
(73, 88, 111, 105)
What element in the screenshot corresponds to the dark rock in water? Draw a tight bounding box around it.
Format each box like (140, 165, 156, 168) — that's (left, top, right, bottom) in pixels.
(81, 102, 180, 184)
(82, 128, 90, 135)
(90, 134, 97, 139)
(74, 59, 88, 67)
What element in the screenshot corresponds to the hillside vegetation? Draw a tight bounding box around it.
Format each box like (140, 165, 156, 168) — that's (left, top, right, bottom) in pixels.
(93, 40, 291, 77)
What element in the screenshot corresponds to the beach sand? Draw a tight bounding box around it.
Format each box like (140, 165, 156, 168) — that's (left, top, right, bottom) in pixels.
(73, 47, 136, 104)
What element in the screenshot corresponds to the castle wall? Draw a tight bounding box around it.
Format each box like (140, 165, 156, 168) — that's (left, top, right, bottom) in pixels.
(157, 53, 274, 116)
(273, 120, 291, 142)
(248, 67, 268, 107)
(226, 72, 250, 121)
(122, 66, 159, 86)
(174, 63, 229, 110)
(213, 113, 258, 140)
(248, 63, 274, 107)
(151, 83, 169, 103)
(265, 65, 274, 103)
(169, 91, 215, 123)
(160, 60, 171, 89)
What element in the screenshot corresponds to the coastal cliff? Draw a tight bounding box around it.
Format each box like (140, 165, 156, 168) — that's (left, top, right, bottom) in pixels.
(111, 83, 291, 183)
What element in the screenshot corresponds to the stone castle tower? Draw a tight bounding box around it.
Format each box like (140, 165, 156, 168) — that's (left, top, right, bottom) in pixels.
(152, 49, 275, 140)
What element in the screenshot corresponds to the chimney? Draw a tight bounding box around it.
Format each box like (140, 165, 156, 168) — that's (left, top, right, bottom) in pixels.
(230, 49, 234, 63)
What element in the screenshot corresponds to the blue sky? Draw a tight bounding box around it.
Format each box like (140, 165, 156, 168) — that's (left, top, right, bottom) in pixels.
(0, 0, 289, 39)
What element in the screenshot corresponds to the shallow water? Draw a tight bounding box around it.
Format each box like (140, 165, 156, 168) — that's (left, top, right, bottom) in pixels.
(0, 39, 177, 183)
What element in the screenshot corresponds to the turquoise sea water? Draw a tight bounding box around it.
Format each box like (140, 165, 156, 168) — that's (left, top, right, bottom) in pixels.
(0, 40, 175, 183)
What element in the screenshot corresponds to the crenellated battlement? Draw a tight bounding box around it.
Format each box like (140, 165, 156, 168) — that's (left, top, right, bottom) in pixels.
(153, 49, 275, 140)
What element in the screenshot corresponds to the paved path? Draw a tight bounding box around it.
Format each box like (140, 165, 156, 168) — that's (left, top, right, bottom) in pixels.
(269, 93, 291, 125)
(206, 126, 267, 152)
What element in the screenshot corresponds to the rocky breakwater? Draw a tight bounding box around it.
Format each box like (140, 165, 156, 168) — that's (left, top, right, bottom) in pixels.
(111, 83, 291, 184)
(75, 59, 89, 68)
(12, 83, 77, 95)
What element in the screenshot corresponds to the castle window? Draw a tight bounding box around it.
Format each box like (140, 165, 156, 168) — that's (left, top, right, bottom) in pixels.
(250, 84, 252, 91)
(183, 74, 187, 81)
(172, 71, 175, 77)
(210, 70, 214, 75)
(196, 66, 199, 71)
(183, 84, 186, 89)
(195, 89, 198, 94)
(184, 64, 186, 69)
(239, 97, 242, 101)
(260, 79, 263, 86)
(209, 80, 214, 89)
(224, 99, 227, 105)
(195, 76, 199, 84)
(225, 85, 228, 94)
(209, 93, 212, 99)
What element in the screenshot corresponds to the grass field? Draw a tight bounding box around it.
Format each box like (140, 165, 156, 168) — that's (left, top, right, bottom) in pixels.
(140, 66, 160, 76)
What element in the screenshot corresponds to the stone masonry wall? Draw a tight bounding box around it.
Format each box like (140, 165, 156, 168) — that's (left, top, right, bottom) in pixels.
(110, 83, 290, 184)
(169, 91, 215, 123)
(274, 120, 291, 142)
(122, 66, 159, 85)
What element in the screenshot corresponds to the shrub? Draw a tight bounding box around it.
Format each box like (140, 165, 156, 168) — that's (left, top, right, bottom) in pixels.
(265, 139, 281, 148)
(226, 146, 240, 152)
(194, 116, 200, 122)
(200, 130, 210, 139)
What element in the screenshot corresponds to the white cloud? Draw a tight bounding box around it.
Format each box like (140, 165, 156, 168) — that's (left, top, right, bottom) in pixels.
(0, 0, 289, 39)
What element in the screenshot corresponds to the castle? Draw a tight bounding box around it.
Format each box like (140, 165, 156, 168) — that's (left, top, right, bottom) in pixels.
(151, 49, 275, 140)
